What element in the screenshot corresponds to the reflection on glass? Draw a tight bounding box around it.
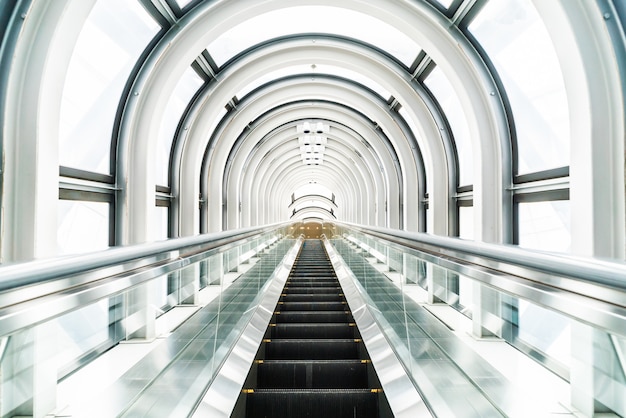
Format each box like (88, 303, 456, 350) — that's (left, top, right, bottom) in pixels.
(424, 66, 474, 186)
(458, 205, 474, 240)
(156, 67, 204, 185)
(236, 64, 392, 100)
(59, 0, 160, 173)
(58, 200, 109, 255)
(518, 300, 571, 367)
(208, 6, 420, 67)
(469, 0, 569, 174)
(55, 300, 109, 373)
(518, 200, 570, 253)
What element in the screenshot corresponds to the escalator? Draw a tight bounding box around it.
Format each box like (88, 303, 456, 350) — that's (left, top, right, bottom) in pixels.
(232, 240, 392, 418)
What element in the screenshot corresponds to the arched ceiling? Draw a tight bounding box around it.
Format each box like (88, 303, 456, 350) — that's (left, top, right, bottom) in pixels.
(7, 0, 622, 251)
(116, 0, 511, 241)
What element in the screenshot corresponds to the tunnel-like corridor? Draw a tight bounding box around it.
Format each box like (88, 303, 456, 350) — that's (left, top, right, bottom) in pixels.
(0, 0, 625, 417)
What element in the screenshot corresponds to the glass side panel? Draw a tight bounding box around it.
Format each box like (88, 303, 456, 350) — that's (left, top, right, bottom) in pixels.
(156, 67, 204, 185)
(236, 64, 391, 100)
(458, 205, 474, 240)
(469, 0, 570, 175)
(424, 66, 474, 186)
(336, 227, 579, 413)
(59, 0, 160, 173)
(518, 299, 571, 367)
(207, 6, 420, 67)
(57, 200, 110, 255)
(517, 200, 570, 253)
(55, 300, 109, 373)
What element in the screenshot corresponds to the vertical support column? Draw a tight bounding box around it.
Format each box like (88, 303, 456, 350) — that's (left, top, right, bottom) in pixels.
(1, 2, 98, 416)
(211, 253, 225, 286)
(471, 284, 500, 338)
(180, 263, 200, 305)
(427, 265, 451, 305)
(125, 282, 157, 341)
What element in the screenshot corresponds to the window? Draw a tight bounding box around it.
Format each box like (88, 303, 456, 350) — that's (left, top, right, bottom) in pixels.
(458, 204, 474, 240)
(468, 0, 569, 175)
(154, 204, 169, 241)
(156, 67, 204, 185)
(58, 199, 110, 255)
(424, 66, 474, 187)
(207, 6, 420, 67)
(432, 0, 454, 8)
(175, 0, 194, 8)
(517, 199, 570, 253)
(59, 0, 160, 173)
(236, 64, 391, 100)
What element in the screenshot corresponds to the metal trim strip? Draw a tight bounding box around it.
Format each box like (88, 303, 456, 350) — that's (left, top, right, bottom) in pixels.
(191, 237, 303, 417)
(323, 238, 433, 418)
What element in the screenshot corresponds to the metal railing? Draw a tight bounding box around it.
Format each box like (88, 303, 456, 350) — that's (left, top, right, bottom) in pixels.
(333, 222, 626, 339)
(0, 223, 289, 338)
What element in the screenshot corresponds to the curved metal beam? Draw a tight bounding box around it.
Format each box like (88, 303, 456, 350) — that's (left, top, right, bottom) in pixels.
(288, 194, 338, 211)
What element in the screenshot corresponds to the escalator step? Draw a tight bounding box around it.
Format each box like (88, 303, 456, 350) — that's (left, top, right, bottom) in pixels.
(237, 240, 386, 418)
(278, 301, 347, 311)
(264, 339, 361, 360)
(285, 287, 341, 294)
(245, 389, 379, 418)
(280, 294, 342, 302)
(256, 360, 370, 389)
(270, 323, 356, 339)
(274, 311, 352, 323)
(285, 281, 340, 288)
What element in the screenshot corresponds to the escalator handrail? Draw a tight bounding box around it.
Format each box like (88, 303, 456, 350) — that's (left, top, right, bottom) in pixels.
(0, 222, 289, 292)
(337, 222, 626, 290)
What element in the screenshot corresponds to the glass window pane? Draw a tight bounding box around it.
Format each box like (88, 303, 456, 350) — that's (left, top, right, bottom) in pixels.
(236, 64, 391, 100)
(154, 205, 169, 240)
(518, 200, 570, 253)
(59, 0, 160, 173)
(208, 6, 420, 67)
(156, 67, 204, 185)
(58, 200, 110, 255)
(398, 106, 425, 144)
(469, 0, 570, 174)
(424, 66, 474, 186)
(458, 205, 474, 240)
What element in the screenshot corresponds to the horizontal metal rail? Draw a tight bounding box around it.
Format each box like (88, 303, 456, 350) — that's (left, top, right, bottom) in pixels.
(335, 222, 626, 338)
(0, 223, 289, 338)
